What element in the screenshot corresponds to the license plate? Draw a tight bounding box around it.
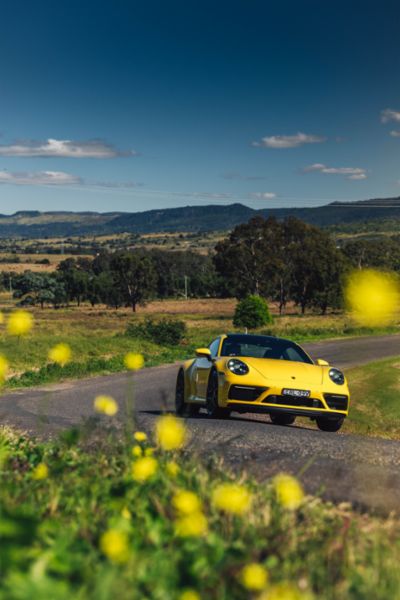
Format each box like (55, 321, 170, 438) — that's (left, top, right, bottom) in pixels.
(282, 388, 311, 398)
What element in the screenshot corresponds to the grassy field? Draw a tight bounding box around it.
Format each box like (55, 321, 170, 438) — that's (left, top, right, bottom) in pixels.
(345, 357, 400, 439)
(1, 422, 400, 600)
(0, 296, 398, 389)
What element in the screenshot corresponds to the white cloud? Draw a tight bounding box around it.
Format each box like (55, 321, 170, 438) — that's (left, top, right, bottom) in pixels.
(0, 138, 136, 158)
(252, 132, 326, 149)
(389, 130, 400, 137)
(0, 170, 82, 185)
(381, 109, 400, 123)
(304, 163, 367, 180)
(249, 192, 277, 199)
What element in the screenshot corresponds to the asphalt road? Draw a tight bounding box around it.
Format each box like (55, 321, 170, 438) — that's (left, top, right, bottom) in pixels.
(2, 334, 400, 513)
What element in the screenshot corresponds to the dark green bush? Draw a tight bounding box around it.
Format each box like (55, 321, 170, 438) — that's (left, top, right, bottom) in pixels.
(126, 316, 186, 345)
(233, 295, 273, 329)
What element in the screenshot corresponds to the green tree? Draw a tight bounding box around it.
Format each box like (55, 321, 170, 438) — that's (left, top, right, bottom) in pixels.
(110, 252, 157, 311)
(233, 295, 273, 329)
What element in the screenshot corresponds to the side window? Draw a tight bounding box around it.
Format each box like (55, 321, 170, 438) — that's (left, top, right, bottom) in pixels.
(209, 337, 220, 359)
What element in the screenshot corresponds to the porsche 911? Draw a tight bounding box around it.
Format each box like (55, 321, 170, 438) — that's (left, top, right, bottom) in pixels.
(175, 333, 350, 432)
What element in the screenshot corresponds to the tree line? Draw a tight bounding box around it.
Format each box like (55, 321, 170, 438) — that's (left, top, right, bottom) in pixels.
(2, 216, 400, 313)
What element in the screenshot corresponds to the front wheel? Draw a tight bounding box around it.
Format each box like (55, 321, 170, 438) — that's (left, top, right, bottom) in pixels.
(206, 370, 229, 418)
(175, 370, 200, 417)
(270, 413, 296, 426)
(316, 417, 344, 432)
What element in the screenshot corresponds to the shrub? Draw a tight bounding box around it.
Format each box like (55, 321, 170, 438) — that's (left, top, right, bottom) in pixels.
(126, 316, 186, 345)
(233, 295, 273, 329)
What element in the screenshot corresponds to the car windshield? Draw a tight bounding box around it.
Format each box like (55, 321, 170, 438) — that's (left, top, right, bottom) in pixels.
(220, 335, 313, 364)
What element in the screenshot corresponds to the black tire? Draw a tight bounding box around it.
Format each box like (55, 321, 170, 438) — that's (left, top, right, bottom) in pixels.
(270, 413, 296, 426)
(206, 370, 229, 418)
(175, 370, 200, 417)
(316, 417, 344, 432)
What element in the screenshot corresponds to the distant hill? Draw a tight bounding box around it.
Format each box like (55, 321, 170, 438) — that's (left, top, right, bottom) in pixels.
(0, 197, 399, 238)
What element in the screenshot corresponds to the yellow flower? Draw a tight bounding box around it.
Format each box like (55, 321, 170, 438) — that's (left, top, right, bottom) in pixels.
(94, 395, 118, 416)
(212, 483, 252, 515)
(124, 352, 144, 371)
(274, 474, 304, 510)
(48, 343, 72, 366)
(121, 507, 132, 520)
(345, 269, 400, 327)
(144, 447, 155, 456)
(132, 456, 158, 482)
(179, 591, 201, 600)
(259, 582, 310, 600)
(155, 414, 187, 451)
(100, 529, 129, 563)
(32, 462, 49, 480)
(166, 461, 180, 477)
(0, 355, 9, 383)
(7, 310, 33, 336)
(175, 512, 208, 537)
(173, 490, 202, 515)
(132, 445, 142, 457)
(133, 431, 147, 442)
(240, 563, 268, 591)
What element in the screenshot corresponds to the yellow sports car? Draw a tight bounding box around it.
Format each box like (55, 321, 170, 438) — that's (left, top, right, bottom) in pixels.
(175, 333, 350, 432)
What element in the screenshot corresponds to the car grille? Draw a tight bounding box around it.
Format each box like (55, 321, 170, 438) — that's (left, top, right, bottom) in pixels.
(228, 385, 267, 401)
(323, 394, 348, 411)
(262, 395, 324, 408)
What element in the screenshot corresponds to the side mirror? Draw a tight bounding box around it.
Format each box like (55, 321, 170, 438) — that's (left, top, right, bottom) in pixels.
(316, 358, 329, 366)
(195, 348, 212, 361)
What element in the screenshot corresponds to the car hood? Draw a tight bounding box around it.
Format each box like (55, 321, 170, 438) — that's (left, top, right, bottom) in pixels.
(234, 357, 323, 386)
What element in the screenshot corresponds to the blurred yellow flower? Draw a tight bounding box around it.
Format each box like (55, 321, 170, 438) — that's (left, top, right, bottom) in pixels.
(179, 591, 201, 600)
(94, 395, 118, 416)
(173, 490, 202, 515)
(134, 431, 147, 442)
(240, 563, 268, 591)
(7, 310, 33, 336)
(259, 582, 310, 600)
(121, 507, 132, 520)
(132, 456, 158, 482)
(274, 474, 304, 510)
(144, 447, 155, 456)
(155, 414, 187, 451)
(166, 461, 180, 477)
(124, 352, 144, 371)
(175, 511, 208, 537)
(212, 483, 252, 515)
(100, 529, 129, 563)
(32, 462, 49, 480)
(132, 445, 142, 457)
(345, 269, 400, 327)
(0, 355, 9, 383)
(48, 343, 72, 366)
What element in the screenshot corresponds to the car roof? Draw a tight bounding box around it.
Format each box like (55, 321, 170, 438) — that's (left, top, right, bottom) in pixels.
(224, 333, 298, 346)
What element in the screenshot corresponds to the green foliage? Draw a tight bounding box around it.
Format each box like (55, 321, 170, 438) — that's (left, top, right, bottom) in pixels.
(1, 427, 400, 599)
(345, 356, 400, 438)
(126, 316, 187, 345)
(233, 295, 273, 329)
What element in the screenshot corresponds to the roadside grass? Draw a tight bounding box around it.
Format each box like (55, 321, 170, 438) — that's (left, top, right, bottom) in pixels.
(1, 423, 400, 600)
(0, 298, 398, 389)
(345, 357, 400, 439)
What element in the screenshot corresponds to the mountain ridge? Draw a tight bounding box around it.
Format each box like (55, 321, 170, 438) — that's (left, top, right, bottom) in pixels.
(0, 196, 399, 238)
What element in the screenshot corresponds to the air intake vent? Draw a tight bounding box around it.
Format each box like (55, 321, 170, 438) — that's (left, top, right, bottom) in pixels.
(228, 385, 267, 401)
(323, 394, 348, 411)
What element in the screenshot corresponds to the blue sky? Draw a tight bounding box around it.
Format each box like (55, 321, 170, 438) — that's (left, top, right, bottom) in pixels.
(0, 0, 399, 213)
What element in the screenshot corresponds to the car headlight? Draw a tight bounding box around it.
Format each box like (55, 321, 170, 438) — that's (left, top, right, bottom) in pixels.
(227, 359, 249, 375)
(329, 368, 345, 385)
